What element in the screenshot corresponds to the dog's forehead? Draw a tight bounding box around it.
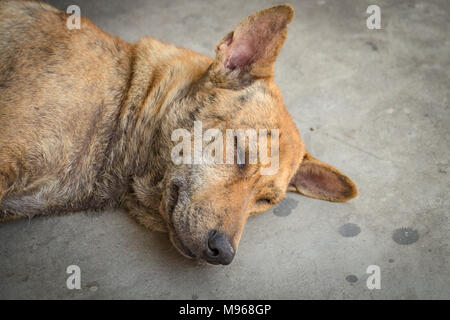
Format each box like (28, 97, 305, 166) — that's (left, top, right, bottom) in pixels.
(199, 78, 303, 172)
(230, 80, 303, 180)
(222, 80, 284, 126)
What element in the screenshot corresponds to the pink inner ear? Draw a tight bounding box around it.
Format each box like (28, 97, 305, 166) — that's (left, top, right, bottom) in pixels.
(225, 14, 288, 70)
(294, 164, 351, 198)
(226, 41, 255, 70)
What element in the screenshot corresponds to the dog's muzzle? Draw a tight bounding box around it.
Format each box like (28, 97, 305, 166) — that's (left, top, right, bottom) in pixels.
(203, 230, 235, 265)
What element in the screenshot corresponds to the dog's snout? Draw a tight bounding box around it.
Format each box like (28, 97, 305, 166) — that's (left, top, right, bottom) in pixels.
(204, 230, 235, 265)
(171, 177, 187, 194)
(168, 177, 187, 216)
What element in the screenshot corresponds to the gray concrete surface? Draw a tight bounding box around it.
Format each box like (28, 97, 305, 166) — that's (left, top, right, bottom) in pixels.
(1, 0, 449, 299)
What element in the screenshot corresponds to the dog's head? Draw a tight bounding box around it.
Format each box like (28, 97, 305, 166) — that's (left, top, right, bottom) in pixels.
(134, 5, 357, 265)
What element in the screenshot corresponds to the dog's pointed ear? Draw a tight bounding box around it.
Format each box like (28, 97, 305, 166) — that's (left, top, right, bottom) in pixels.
(288, 153, 358, 202)
(212, 4, 294, 81)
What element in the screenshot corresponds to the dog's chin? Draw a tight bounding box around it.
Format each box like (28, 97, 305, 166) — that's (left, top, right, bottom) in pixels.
(166, 198, 196, 259)
(165, 178, 198, 259)
(168, 227, 196, 259)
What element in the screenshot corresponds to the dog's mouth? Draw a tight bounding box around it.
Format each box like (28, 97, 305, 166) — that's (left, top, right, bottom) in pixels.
(167, 182, 180, 218)
(169, 229, 196, 259)
(166, 179, 196, 259)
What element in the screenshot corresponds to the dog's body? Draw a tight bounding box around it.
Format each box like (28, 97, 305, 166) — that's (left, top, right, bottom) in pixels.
(0, 1, 357, 264)
(0, 0, 213, 225)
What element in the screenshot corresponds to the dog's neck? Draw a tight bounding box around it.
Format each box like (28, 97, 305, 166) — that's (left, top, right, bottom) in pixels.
(102, 37, 212, 202)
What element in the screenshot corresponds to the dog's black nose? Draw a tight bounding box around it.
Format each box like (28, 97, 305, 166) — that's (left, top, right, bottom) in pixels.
(204, 230, 235, 265)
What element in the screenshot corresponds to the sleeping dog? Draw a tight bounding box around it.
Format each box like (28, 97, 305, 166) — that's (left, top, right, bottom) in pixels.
(0, 1, 357, 265)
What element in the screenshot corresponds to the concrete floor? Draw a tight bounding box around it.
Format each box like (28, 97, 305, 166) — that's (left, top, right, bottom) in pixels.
(0, 0, 449, 299)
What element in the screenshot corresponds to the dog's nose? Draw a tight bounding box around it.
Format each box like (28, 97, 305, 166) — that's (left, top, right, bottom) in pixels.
(204, 230, 235, 265)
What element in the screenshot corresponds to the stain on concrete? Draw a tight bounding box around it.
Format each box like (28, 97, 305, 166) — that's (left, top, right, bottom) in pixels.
(392, 228, 419, 245)
(338, 223, 361, 237)
(345, 275, 358, 283)
(389, 258, 395, 263)
(87, 281, 99, 292)
(273, 197, 298, 217)
(192, 294, 198, 300)
(366, 41, 378, 51)
(438, 167, 447, 174)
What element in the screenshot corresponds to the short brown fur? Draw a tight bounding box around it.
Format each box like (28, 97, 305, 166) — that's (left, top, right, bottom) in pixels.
(0, 1, 357, 263)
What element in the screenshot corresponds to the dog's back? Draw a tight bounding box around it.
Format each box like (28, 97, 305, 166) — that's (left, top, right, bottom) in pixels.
(0, 1, 132, 216)
(0, 1, 213, 219)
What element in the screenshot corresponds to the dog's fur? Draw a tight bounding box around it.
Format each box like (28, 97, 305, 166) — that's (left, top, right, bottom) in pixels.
(0, 1, 357, 263)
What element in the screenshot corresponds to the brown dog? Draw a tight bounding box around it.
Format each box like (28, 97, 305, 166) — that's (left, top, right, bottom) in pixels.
(0, 1, 357, 265)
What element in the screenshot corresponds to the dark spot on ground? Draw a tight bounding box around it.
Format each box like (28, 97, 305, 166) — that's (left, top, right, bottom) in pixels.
(366, 41, 378, 51)
(273, 197, 298, 217)
(338, 223, 361, 237)
(392, 228, 419, 245)
(389, 258, 395, 263)
(345, 275, 358, 283)
(192, 294, 198, 300)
